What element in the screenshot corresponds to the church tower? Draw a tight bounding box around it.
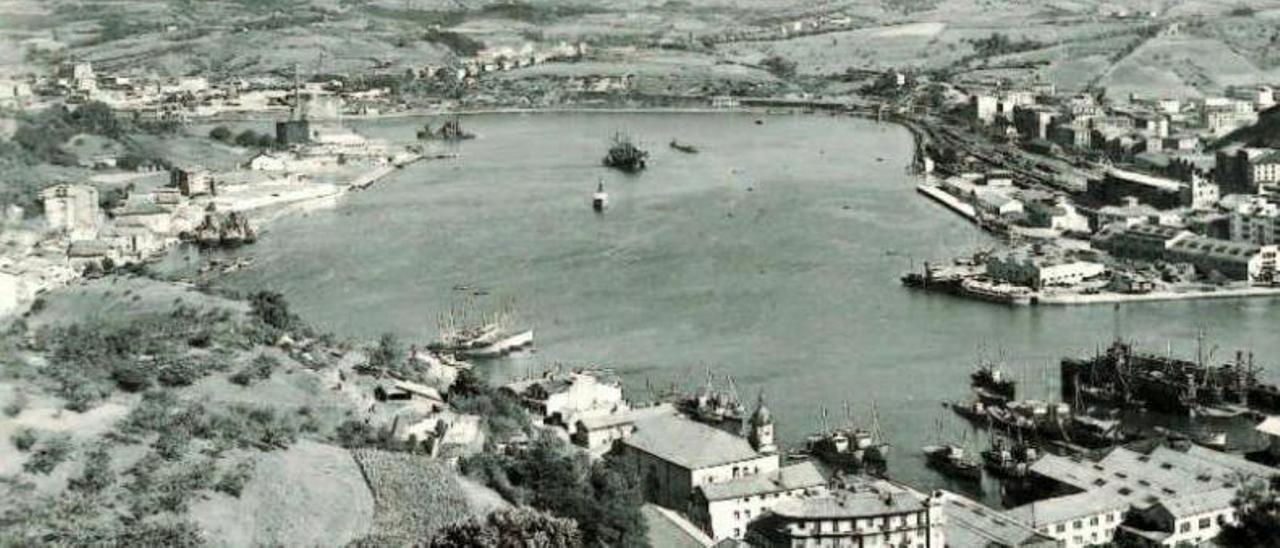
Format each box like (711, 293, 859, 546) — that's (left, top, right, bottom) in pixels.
(748, 391, 776, 455)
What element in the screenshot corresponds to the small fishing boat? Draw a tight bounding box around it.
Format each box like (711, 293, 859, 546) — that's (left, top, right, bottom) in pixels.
(459, 329, 534, 359)
(669, 139, 698, 154)
(593, 180, 609, 212)
(923, 444, 982, 481)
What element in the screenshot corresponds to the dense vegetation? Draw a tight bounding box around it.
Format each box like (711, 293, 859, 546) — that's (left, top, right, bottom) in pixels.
(32, 303, 248, 411)
(429, 508, 581, 547)
(1220, 477, 1280, 548)
(461, 436, 647, 548)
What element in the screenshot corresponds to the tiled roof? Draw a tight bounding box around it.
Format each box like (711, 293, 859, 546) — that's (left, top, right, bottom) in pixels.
(699, 461, 826, 502)
(768, 490, 922, 520)
(622, 413, 764, 470)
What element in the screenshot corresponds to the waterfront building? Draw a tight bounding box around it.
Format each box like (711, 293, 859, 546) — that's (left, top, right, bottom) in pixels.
(503, 370, 627, 431)
(1094, 200, 1169, 228)
(171, 166, 214, 197)
(744, 482, 946, 548)
(1095, 223, 1279, 281)
(689, 460, 827, 540)
(614, 410, 780, 511)
(939, 491, 1057, 548)
(1007, 491, 1127, 547)
(247, 151, 292, 171)
(1023, 445, 1276, 547)
(571, 403, 677, 453)
(1025, 197, 1090, 233)
(1165, 235, 1278, 282)
(985, 249, 1106, 289)
(1254, 416, 1280, 459)
(1049, 120, 1092, 150)
(39, 184, 100, 240)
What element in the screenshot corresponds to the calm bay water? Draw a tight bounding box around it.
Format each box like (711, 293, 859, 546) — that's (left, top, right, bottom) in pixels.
(215, 112, 1280, 501)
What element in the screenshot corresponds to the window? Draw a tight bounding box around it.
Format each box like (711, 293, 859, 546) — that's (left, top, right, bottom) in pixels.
(1199, 517, 1211, 529)
(1056, 524, 1066, 533)
(1180, 522, 1191, 533)
(1089, 517, 1099, 526)
(1073, 520, 1083, 530)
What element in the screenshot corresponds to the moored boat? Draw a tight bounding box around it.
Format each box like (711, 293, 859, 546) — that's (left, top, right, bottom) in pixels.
(592, 180, 609, 212)
(923, 444, 982, 481)
(960, 277, 1033, 306)
(669, 139, 698, 153)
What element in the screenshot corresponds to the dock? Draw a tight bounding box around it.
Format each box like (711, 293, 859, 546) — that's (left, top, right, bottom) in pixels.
(915, 183, 977, 222)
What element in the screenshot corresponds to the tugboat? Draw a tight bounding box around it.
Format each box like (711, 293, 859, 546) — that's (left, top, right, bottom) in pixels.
(669, 139, 698, 153)
(418, 117, 475, 141)
(603, 132, 648, 172)
(592, 180, 609, 212)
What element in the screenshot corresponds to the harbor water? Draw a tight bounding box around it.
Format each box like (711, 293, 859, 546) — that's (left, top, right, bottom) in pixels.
(213, 112, 1280, 502)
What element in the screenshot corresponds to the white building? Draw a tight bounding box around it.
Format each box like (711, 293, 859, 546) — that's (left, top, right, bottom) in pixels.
(1133, 489, 1239, 547)
(504, 370, 627, 431)
(972, 94, 999, 125)
(746, 482, 947, 548)
(40, 184, 100, 240)
(572, 403, 677, 453)
(690, 460, 827, 540)
(986, 251, 1106, 289)
(1008, 491, 1127, 547)
(614, 399, 779, 512)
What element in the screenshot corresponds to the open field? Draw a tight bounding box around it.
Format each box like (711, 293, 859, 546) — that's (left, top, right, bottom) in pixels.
(352, 448, 508, 544)
(190, 440, 375, 546)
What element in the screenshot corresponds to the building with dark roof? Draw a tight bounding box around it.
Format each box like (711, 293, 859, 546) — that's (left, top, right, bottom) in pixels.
(940, 491, 1057, 548)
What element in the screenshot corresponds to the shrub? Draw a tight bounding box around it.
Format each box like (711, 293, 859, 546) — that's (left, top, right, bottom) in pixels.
(249, 291, 295, 331)
(234, 130, 261, 148)
(215, 460, 255, 497)
(69, 444, 114, 494)
(23, 434, 73, 475)
(209, 125, 232, 142)
(11, 427, 37, 451)
(428, 508, 581, 547)
(230, 354, 279, 386)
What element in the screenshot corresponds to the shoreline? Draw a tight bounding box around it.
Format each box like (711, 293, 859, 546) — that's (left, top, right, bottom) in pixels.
(1036, 286, 1280, 306)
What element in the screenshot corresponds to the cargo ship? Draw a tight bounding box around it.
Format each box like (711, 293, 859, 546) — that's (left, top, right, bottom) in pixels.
(418, 117, 475, 141)
(603, 133, 648, 172)
(1060, 337, 1277, 416)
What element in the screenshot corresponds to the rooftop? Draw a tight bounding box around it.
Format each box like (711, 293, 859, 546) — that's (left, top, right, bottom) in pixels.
(1105, 168, 1183, 193)
(1256, 416, 1280, 437)
(622, 413, 765, 470)
(699, 461, 826, 502)
(940, 491, 1052, 547)
(768, 489, 922, 520)
(1008, 489, 1126, 526)
(577, 403, 676, 431)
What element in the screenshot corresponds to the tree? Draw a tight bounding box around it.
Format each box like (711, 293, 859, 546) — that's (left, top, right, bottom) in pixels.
(760, 55, 798, 79)
(234, 130, 261, 148)
(428, 508, 581, 547)
(256, 133, 276, 149)
(1220, 478, 1280, 548)
(249, 291, 295, 331)
(368, 333, 403, 372)
(209, 125, 232, 142)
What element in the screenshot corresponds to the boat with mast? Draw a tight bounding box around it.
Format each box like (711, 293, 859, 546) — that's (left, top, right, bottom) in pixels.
(603, 132, 649, 172)
(803, 402, 891, 477)
(418, 116, 476, 141)
(429, 297, 534, 358)
(922, 427, 982, 482)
